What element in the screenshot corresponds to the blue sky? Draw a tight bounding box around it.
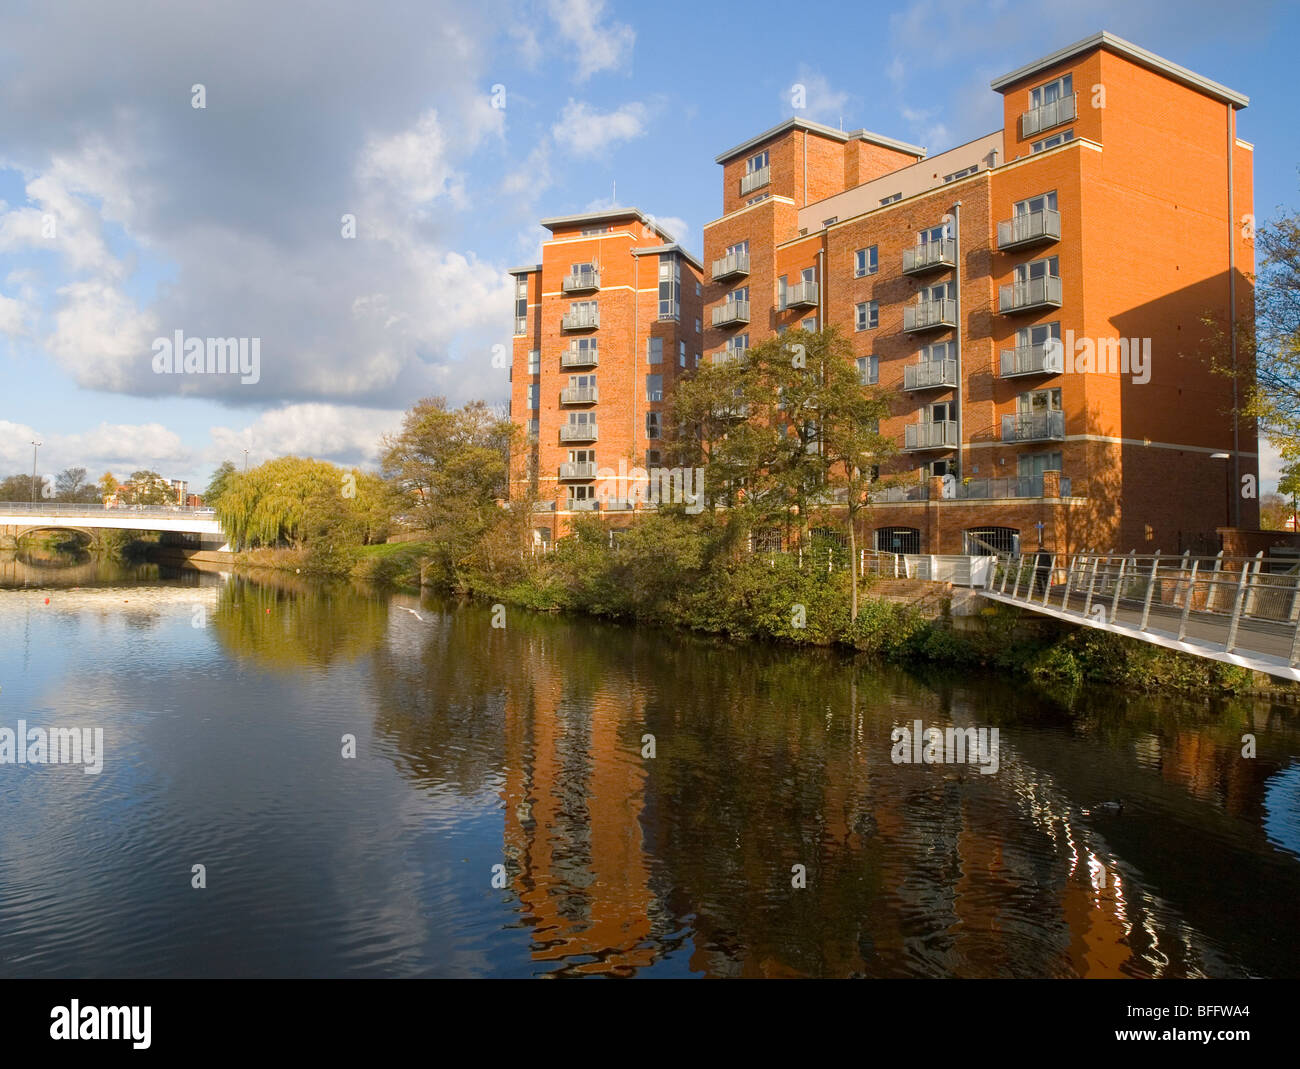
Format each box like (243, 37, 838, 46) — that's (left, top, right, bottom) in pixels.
(0, 0, 1294, 492)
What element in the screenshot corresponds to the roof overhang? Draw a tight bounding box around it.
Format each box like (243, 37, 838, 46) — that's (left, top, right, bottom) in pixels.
(991, 31, 1248, 108)
(715, 117, 926, 166)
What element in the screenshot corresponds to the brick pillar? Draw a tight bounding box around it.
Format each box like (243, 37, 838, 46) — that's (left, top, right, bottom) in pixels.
(927, 475, 945, 554)
(1042, 469, 1060, 499)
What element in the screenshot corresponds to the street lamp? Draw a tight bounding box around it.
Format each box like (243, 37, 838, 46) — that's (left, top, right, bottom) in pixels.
(30, 441, 41, 504)
(243, 448, 249, 472)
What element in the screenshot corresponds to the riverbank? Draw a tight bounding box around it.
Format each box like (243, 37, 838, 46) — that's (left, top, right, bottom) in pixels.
(177, 526, 1296, 700)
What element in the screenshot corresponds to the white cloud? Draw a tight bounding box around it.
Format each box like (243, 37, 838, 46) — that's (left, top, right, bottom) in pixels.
(0, 419, 190, 480)
(787, 69, 853, 125)
(546, 0, 634, 80)
(552, 99, 648, 158)
(207, 404, 405, 469)
(45, 279, 159, 392)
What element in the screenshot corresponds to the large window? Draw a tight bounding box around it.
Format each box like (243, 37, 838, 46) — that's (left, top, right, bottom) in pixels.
(527, 350, 539, 375)
(647, 337, 663, 364)
(919, 281, 953, 302)
(1013, 256, 1059, 285)
(857, 355, 879, 385)
(1017, 387, 1062, 415)
(514, 277, 528, 335)
(526, 383, 538, 410)
(855, 246, 878, 276)
(855, 301, 878, 331)
(658, 255, 680, 320)
(746, 150, 769, 174)
(645, 412, 661, 439)
(1015, 191, 1057, 217)
(1018, 452, 1063, 479)
(646, 374, 663, 402)
(1030, 74, 1072, 110)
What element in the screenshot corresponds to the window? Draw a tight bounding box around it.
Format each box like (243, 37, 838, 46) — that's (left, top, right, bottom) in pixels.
(646, 374, 663, 402)
(730, 285, 749, 306)
(659, 255, 680, 319)
(857, 355, 879, 385)
(930, 401, 954, 423)
(1016, 191, 1058, 216)
(919, 222, 949, 245)
(1017, 452, 1062, 478)
(1030, 74, 1072, 110)
(527, 383, 539, 410)
(855, 300, 879, 331)
(930, 459, 953, 477)
(1017, 322, 1061, 349)
(855, 246, 878, 277)
(647, 450, 662, 467)
(943, 165, 978, 182)
(514, 277, 528, 334)
(567, 411, 595, 426)
(746, 150, 769, 173)
(679, 341, 686, 367)
(919, 281, 953, 303)
(1032, 129, 1074, 152)
(581, 226, 609, 236)
(571, 260, 594, 276)
(1013, 256, 1059, 285)
(647, 337, 663, 364)
(646, 412, 661, 439)
(921, 340, 955, 363)
(572, 336, 598, 359)
(569, 484, 595, 502)
(569, 448, 595, 464)
(527, 350, 540, 375)
(694, 353, 700, 367)
(747, 193, 771, 205)
(822, 216, 838, 227)
(526, 418, 539, 438)
(695, 318, 701, 334)
(726, 240, 749, 257)
(1018, 388, 1062, 414)
(876, 527, 921, 554)
(695, 281, 702, 297)
(802, 317, 817, 331)
(880, 192, 902, 206)
(568, 373, 596, 391)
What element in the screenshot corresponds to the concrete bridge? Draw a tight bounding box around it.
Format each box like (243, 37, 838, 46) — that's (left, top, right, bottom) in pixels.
(0, 501, 230, 552)
(981, 550, 1300, 682)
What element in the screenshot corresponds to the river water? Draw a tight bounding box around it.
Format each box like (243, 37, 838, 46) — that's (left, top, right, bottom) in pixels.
(1, 554, 1298, 978)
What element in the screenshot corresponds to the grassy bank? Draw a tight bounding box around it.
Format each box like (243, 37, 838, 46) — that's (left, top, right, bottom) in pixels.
(224, 514, 1265, 698)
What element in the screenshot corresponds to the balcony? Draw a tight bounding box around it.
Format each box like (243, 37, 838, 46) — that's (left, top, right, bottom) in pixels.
(903, 298, 957, 333)
(952, 475, 1072, 499)
(1001, 411, 1065, 442)
(1000, 343, 1064, 378)
(904, 421, 958, 451)
(1021, 93, 1077, 138)
(785, 281, 819, 309)
(560, 423, 598, 442)
(559, 461, 597, 480)
(561, 307, 599, 331)
(902, 239, 955, 275)
(903, 358, 959, 391)
(603, 500, 633, 512)
(997, 209, 1061, 250)
(562, 268, 600, 293)
(560, 385, 598, 404)
(870, 482, 929, 503)
(713, 346, 748, 366)
(567, 498, 599, 512)
(740, 166, 770, 195)
(712, 299, 750, 327)
(999, 275, 1062, 314)
(560, 345, 598, 368)
(712, 402, 751, 420)
(712, 251, 750, 281)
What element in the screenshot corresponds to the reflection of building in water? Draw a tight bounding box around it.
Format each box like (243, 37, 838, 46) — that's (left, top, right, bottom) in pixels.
(501, 638, 660, 975)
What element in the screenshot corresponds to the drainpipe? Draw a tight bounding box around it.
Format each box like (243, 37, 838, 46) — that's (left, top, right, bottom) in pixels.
(951, 201, 963, 481)
(1227, 103, 1240, 528)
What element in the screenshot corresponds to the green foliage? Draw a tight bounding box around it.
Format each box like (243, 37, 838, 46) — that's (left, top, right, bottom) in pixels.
(204, 460, 238, 510)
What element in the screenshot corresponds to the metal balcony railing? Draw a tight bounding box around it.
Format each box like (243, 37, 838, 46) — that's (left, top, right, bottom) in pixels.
(902, 238, 956, 274)
(1001, 411, 1065, 442)
(558, 462, 597, 480)
(904, 420, 958, 450)
(1021, 93, 1077, 138)
(560, 386, 598, 404)
(561, 307, 599, 330)
(560, 423, 598, 442)
(562, 268, 600, 293)
(998, 209, 1061, 250)
(567, 498, 599, 511)
(740, 166, 770, 195)
(560, 346, 598, 368)
(711, 251, 750, 280)
(999, 275, 1062, 313)
(903, 298, 957, 332)
(903, 358, 959, 391)
(1000, 343, 1065, 378)
(713, 346, 748, 366)
(785, 281, 819, 308)
(712, 299, 750, 326)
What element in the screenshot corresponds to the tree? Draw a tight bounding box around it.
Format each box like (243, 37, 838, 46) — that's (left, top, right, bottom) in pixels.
(55, 467, 97, 502)
(120, 470, 173, 506)
(97, 472, 119, 504)
(204, 460, 238, 510)
(1277, 459, 1300, 530)
(380, 398, 515, 580)
(0, 474, 40, 501)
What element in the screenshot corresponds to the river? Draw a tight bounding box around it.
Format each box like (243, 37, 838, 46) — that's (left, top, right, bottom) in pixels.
(1, 554, 1298, 978)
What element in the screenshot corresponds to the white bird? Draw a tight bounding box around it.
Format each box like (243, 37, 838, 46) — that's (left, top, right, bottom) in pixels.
(399, 607, 424, 622)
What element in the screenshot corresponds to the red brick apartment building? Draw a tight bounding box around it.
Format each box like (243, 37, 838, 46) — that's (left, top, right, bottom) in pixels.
(513, 31, 1257, 554)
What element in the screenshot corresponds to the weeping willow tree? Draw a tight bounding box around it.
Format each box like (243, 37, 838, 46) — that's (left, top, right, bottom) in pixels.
(216, 456, 392, 550)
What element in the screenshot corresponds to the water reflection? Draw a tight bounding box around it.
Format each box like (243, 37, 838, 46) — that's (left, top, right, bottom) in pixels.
(1, 558, 1298, 977)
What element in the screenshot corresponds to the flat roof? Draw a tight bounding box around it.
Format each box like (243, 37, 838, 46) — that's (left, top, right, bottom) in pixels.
(714, 117, 926, 165)
(631, 243, 704, 272)
(507, 264, 540, 275)
(991, 30, 1248, 108)
(538, 207, 683, 245)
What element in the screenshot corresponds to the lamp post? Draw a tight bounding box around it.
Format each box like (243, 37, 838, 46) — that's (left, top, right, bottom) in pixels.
(243, 448, 249, 472)
(30, 441, 41, 504)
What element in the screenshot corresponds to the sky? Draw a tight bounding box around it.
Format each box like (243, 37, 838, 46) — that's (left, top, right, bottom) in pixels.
(0, 0, 1295, 494)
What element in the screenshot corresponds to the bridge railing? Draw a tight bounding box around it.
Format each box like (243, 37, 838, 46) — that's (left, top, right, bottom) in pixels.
(986, 549, 1300, 668)
(0, 500, 216, 519)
